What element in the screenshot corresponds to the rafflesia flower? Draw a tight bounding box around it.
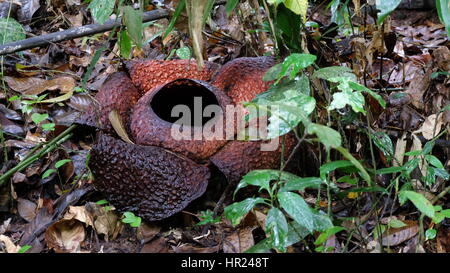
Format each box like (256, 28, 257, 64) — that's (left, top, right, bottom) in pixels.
(81, 56, 296, 221)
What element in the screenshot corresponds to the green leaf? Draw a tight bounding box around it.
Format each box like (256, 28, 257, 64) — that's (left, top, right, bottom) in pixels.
(319, 160, 354, 177)
(348, 81, 386, 108)
(0, 18, 26, 45)
(425, 228, 437, 240)
(336, 147, 372, 186)
(423, 141, 435, 155)
(307, 123, 342, 149)
(284, 0, 308, 21)
(278, 53, 316, 81)
(313, 66, 356, 81)
(399, 191, 435, 218)
(88, 0, 115, 24)
(434, 167, 450, 180)
(376, 166, 404, 174)
(337, 186, 387, 198)
(41, 123, 55, 131)
(55, 159, 71, 169)
(388, 219, 406, 228)
(119, 30, 132, 59)
(96, 199, 109, 205)
(437, 0, 450, 37)
(164, 0, 186, 38)
(42, 169, 56, 179)
(224, 197, 266, 226)
(265, 207, 289, 252)
(284, 221, 310, 246)
(235, 170, 276, 196)
(328, 86, 366, 114)
(371, 132, 394, 158)
(376, 0, 402, 25)
(31, 113, 48, 124)
(244, 238, 273, 253)
(225, 0, 239, 16)
(202, 0, 215, 23)
(123, 6, 143, 48)
(176, 46, 191, 60)
(246, 77, 315, 138)
(122, 211, 142, 227)
(196, 210, 221, 226)
(18, 245, 32, 253)
(279, 177, 324, 192)
(263, 63, 283, 82)
(314, 226, 345, 246)
(425, 155, 445, 169)
(311, 209, 333, 231)
(277, 192, 314, 232)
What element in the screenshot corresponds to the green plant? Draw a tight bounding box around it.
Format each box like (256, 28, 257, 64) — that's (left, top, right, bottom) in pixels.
(436, 0, 450, 37)
(122, 211, 142, 227)
(224, 169, 337, 252)
(196, 209, 221, 226)
(223, 50, 389, 252)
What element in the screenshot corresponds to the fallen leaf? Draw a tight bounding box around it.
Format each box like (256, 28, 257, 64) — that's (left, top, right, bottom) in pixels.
(432, 46, 450, 71)
(108, 110, 134, 144)
(7, 76, 75, 96)
(4, 76, 45, 93)
(414, 114, 444, 140)
(137, 222, 161, 243)
(17, 198, 37, 222)
(0, 235, 20, 253)
(44, 219, 85, 253)
(223, 227, 255, 253)
(140, 237, 170, 253)
(172, 244, 220, 253)
(381, 220, 419, 246)
(405, 66, 433, 110)
(63, 206, 94, 228)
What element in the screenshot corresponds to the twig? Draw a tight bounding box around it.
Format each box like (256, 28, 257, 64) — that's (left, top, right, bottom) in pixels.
(0, 0, 228, 56)
(0, 125, 76, 186)
(0, 10, 169, 56)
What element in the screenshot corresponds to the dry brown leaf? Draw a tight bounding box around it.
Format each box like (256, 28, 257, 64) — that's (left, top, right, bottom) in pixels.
(63, 206, 94, 228)
(405, 66, 433, 110)
(17, 198, 37, 222)
(415, 114, 444, 140)
(24, 77, 75, 95)
(0, 218, 11, 235)
(223, 227, 255, 253)
(44, 219, 85, 253)
(0, 235, 21, 253)
(84, 203, 120, 240)
(140, 237, 170, 253)
(393, 132, 407, 166)
(4, 76, 46, 93)
(432, 46, 450, 71)
(381, 220, 419, 246)
(108, 110, 134, 144)
(67, 94, 94, 112)
(40, 90, 74, 103)
(137, 222, 161, 243)
(172, 244, 220, 253)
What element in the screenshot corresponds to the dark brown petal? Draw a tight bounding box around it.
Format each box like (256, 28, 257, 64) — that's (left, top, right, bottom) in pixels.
(89, 134, 210, 221)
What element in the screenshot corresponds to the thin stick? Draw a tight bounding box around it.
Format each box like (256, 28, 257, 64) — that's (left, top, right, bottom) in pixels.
(0, 10, 170, 55)
(0, 125, 76, 186)
(0, 0, 228, 56)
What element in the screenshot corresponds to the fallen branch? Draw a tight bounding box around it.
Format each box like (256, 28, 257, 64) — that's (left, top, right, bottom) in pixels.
(0, 9, 168, 56)
(0, 125, 76, 186)
(0, 1, 227, 56)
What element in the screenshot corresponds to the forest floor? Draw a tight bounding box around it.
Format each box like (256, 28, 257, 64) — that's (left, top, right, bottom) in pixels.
(0, 1, 449, 253)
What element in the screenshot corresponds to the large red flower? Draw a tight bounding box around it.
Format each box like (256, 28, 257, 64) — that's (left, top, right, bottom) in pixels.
(81, 56, 296, 221)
